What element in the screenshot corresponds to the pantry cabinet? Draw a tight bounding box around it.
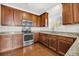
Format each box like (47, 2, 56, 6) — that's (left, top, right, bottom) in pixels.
(0, 34, 23, 53)
(39, 33, 76, 55)
(63, 3, 79, 25)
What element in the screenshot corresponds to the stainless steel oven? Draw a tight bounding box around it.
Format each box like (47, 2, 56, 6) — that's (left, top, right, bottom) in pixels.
(22, 20, 34, 46)
(23, 33, 34, 46)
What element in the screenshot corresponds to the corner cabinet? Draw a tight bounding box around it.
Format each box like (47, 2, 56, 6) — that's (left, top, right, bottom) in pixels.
(40, 33, 49, 47)
(63, 3, 79, 25)
(40, 12, 48, 27)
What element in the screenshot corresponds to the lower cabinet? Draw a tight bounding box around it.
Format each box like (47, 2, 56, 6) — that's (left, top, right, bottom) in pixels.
(49, 35, 57, 51)
(39, 33, 76, 55)
(40, 33, 49, 47)
(0, 35, 12, 53)
(57, 39, 72, 55)
(12, 34, 23, 49)
(34, 33, 39, 43)
(0, 34, 23, 53)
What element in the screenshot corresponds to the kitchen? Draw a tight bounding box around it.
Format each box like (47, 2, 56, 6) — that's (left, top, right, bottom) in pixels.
(0, 3, 79, 56)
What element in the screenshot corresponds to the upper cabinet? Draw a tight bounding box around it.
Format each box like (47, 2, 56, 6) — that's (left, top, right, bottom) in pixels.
(1, 5, 22, 26)
(62, 3, 74, 25)
(22, 12, 32, 20)
(63, 3, 79, 25)
(1, 5, 48, 27)
(40, 12, 48, 27)
(73, 4, 79, 23)
(32, 14, 38, 27)
(1, 5, 14, 26)
(14, 9, 22, 26)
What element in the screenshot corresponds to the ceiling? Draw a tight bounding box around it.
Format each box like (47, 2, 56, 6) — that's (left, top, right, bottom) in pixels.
(2, 3, 59, 15)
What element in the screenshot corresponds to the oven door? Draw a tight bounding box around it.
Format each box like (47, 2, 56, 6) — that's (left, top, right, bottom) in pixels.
(23, 34, 34, 46)
(24, 34, 33, 41)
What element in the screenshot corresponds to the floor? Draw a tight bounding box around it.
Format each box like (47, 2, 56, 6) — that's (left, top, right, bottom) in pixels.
(0, 43, 59, 56)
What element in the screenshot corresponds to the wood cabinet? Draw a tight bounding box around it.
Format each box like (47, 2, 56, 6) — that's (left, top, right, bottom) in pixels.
(40, 12, 48, 27)
(40, 33, 49, 46)
(1, 5, 22, 26)
(57, 36, 75, 55)
(12, 34, 23, 49)
(37, 16, 41, 27)
(0, 5, 1, 25)
(14, 9, 22, 26)
(0, 35, 12, 53)
(49, 35, 57, 51)
(57, 39, 72, 55)
(73, 4, 79, 23)
(62, 3, 74, 25)
(63, 3, 79, 25)
(22, 12, 32, 20)
(34, 33, 39, 43)
(32, 14, 38, 27)
(0, 34, 23, 53)
(1, 5, 14, 26)
(39, 33, 76, 55)
(1, 5, 48, 27)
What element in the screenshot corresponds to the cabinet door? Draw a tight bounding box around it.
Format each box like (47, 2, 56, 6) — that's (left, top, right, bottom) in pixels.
(0, 35, 12, 53)
(49, 36, 57, 51)
(32, 14, 37, 27)
(41, 14, 45, 27)
(57, 39, 72, 55)
(37, 16, 41, 27)
(73, 4, 79, 23)
(1, 5, 14, 26)
(12, 34, 23, 49)
(40, 12, 48, 27)
(22, 12, 32, 20)
(34, 33, 39, 43)
(0, 5, 1, 25)
(62, 3, 74, 25)
(40, 34, 49, 46)
(14, 9, 22, 26)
